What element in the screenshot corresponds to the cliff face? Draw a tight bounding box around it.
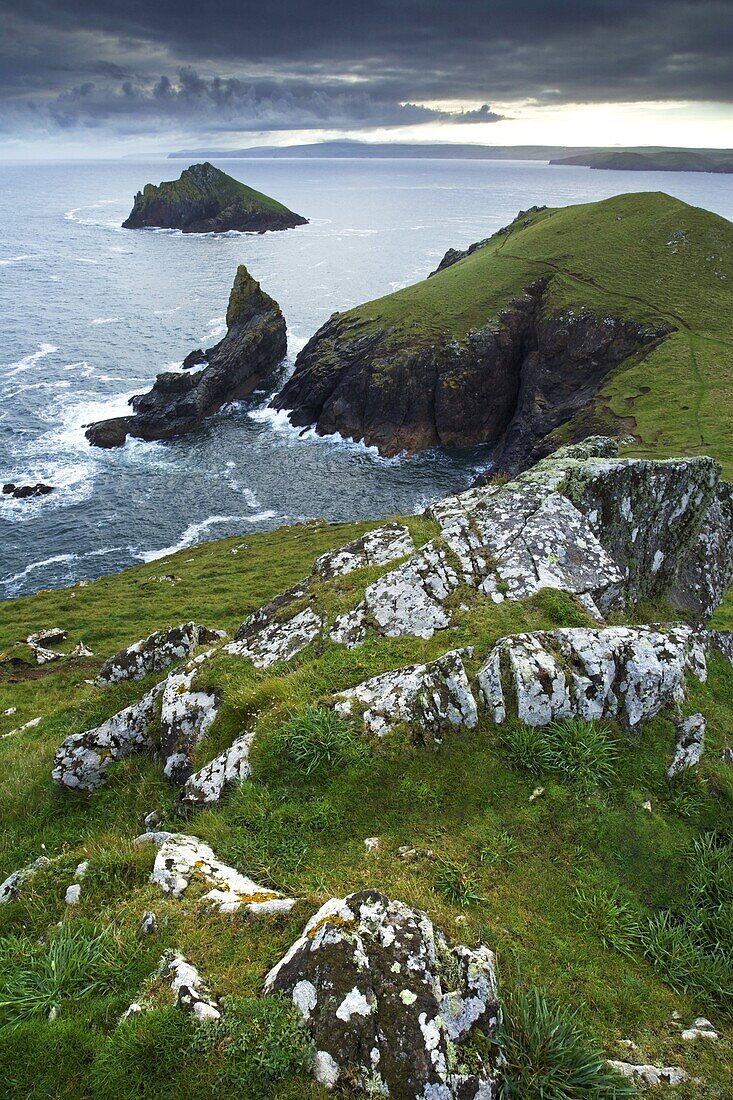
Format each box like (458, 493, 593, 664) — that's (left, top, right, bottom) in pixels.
(86, 266, 287, 447)
(273, 283, 666, 471)
(122, 162, 307, 233)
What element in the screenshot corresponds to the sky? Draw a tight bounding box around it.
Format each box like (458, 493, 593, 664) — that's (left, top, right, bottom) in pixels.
(1, 0, 732, 157)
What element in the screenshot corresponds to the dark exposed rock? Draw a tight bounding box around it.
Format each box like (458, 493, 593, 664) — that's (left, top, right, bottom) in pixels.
(3, 482, 54, 499)
(265, 889, 498, 1098)
(272, 280, 668, 469)
(85, 265, 287, 447)
(122, 161, 307, 233)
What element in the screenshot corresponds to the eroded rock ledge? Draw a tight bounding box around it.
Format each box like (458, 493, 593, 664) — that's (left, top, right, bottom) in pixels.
(85, 265, 286, 447)
(272, 277, 668, 470)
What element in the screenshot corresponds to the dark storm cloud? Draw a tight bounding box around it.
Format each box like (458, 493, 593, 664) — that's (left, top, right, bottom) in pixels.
(0, 0, 731, 137)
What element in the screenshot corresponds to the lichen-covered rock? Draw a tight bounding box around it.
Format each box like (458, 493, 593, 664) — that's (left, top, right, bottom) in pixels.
(313, 522, 415, 580)
(159, 653, 219, 783)
(264, 889, 498, 1098)
(607, 1061, 687, 1087)
(667, 713, 706, 777)
(333, 649, 477, 740)
(160, 951, 221, 1021)
(332, 541, 460, 643)
(27, 628, 66, 647)
(477, 625, 707, 728)
(0, 855, 50, 904)
(179, 732, 255, 808)
(52, 684, 162, 791)
(668, 482, 733, 619)
(96, 622, 224, 684)
(135, 831, 296, 914)
(224, 584, 322, 668)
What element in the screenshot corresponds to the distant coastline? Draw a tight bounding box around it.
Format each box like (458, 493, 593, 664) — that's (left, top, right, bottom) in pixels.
(168, 140, 733, 173)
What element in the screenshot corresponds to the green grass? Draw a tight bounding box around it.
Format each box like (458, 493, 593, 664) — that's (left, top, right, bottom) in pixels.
(137, 161, 297, 217)
(0, 512, 732, 1097)
(331, 192, 733, 476)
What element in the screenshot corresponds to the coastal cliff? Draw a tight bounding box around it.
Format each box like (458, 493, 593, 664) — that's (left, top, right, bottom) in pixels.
(272, 192, 733, 475)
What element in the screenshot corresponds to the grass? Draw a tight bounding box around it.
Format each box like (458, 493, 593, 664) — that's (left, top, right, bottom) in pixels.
(0, 511, 732, 1096)
(496, 987, 636, 1099)
(502, 718, 619, 793)
(136, 161, 299, 217)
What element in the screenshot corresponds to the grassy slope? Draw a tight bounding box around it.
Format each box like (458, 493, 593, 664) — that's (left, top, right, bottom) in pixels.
(141, 163, 295, 215)
(0, 512, 732, 1098)
(338, 192, 733, 477)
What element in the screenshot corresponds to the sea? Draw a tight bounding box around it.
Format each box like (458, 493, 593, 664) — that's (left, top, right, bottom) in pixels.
(1, 157, 732, 599)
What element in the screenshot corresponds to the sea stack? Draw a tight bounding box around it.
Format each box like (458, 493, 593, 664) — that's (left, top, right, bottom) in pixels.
(122, 162, 307, 233)
(85, 266, 287, 447)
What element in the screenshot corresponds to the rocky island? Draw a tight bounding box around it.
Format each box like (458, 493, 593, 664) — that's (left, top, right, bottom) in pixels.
(85, 265, 286, 447)
(273, 192, 733, 474)
(122, 162, 307, 233)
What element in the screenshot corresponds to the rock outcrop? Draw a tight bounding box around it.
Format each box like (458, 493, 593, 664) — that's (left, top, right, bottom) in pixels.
(96, 622, 223, 684)
(667, 713, 706, 776)
(122, 162, 307, 233)
(160, 952, 222, 1021)
(477, 625, 707, 728)
(333, 649, 478, 740)
(52, 683, 162, 791)
(52, 651, 218, 790)
(135, 831, 296, 914)
(265, 889, 499, 1098)
(0, 855, 50, 904)
(85, 265, 287, 447)
(2, 482, 54, 499)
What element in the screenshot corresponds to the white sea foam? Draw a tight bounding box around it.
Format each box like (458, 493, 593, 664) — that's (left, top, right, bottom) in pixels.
(2, 546, 128, 591)
(2, 343, 58, 378)
(90, 317, 120, 325)
(138, 512, 277, 562)
(248, 403, 402, 462)
(200, 316, 226, 343)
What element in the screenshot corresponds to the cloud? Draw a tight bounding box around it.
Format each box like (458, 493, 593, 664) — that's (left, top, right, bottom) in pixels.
(0, 1, 731, 143)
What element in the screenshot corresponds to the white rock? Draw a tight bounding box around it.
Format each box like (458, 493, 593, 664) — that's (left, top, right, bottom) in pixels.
(667, 713, 705, 777)
(52, 684, 162, 791)
(478, 625, 707, 729)
(333, 649, 477, 740)
(159, 653, 219, 783)
(179, 732, 255, 807)
(161, 951, 221, 1022)
(96, 622, 223, 685)
(607, 1061, 687, 1086)
(0, 855, 50, 905)
(225, 606, 323, 668)
(313, 522, 414, 579)
(65, 883, 81, 905)
(134, 831, 296, 914)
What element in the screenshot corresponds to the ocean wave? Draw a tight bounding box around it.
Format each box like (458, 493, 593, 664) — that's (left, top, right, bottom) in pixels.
(2, 545, 129, 592)
(2, 343, 58, 379)
(247, 403, 403, 463)
(138, 511, 277, 562)
(0, 254, 32, 267)
(90, 317, 120, 326)
(200, 316, 226, 343)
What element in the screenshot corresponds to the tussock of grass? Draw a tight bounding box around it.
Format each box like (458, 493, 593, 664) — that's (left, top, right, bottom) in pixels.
(502, 718, 619, 793)
(497, 986, 636, 1099)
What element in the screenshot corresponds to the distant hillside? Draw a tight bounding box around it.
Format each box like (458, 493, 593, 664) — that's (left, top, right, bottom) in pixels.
(168, 140, 733, 172)
(552, 150, 733, 174)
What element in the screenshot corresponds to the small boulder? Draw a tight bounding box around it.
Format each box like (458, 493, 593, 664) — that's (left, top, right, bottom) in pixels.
(134, 831, 296, 914)
(0, 855, 50, 905)
(607, 1061, 687, 1087)
(161, 951, 221, 1022)
(264, 889, 499, 1098)
(179, 732, 254, 809)
(159, 653, 220, 783)
(667, 713, 706, 777)
(2, 482, 54, 499)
